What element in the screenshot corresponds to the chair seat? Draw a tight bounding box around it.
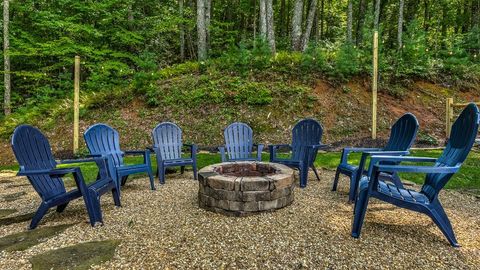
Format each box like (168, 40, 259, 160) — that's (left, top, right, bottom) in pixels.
(359, 177, 429, 204)
(163, 158, 194, 165)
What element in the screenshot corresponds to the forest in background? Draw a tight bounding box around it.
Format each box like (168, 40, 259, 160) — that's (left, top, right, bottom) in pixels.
(0, 0, 479, 130)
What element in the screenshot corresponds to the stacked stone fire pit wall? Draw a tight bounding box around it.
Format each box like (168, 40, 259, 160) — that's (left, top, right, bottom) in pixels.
(198, 162, 295, 216)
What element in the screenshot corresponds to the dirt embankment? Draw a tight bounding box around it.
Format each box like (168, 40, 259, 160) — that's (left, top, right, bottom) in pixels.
(0, 79, 478, 166)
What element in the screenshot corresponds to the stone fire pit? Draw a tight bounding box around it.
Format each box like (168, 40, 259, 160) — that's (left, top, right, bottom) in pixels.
(198, 162, 295, 216)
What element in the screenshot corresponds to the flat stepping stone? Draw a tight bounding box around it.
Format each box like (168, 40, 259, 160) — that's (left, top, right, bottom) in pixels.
(29, 240, 120, 270)
(0, 209, 17, 218)
(2, 191, 27, 202)
(0, 224, 72, 252)
(0, 212, 35, 227)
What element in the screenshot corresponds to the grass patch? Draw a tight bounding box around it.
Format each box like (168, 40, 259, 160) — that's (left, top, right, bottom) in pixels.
(1, 150, 479, 190)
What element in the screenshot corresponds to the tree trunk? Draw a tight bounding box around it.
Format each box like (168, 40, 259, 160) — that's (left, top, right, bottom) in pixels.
(259, 0, 267, 39)
(179, 0, 185, 60)
(347, 0, 353, 44)
(301, 0, 317, 51)
(266, 0, 276, 53)
(291, 0, 304, 50)
(205, 0, 211, 47)
(280, 0, 286, 37)
(374, 0, 381, 30)
(356, 0, 366, 46)
(196, 0, 207, 60)
(397, 0, 404, 50)
(3, 0, 11, 115)
(320, 0, 324, 40)
(423, 0, 430, 31)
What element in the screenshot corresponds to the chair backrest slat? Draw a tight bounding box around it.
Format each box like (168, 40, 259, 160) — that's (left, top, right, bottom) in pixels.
(224, 122, 253, 160)
(11, 125, 66, 200)
(152, 122, 183, 160)
(291, 119, 323, 164)
(422, 103, 479, 200)
(384, 113, 419, 151)
(84, 124, 124, 167)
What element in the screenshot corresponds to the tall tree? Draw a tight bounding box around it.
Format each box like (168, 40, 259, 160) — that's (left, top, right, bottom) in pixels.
(291, 0, 304, 50)
(347, 0, 353, 44)
(3, 0, 11, 115)
(398, 0, 405, 50)
(205, 0, 211, 46)
(356, 0, 367, 46)
(179, 0, 185, 60)
(301, 0, 318, 51)
(265, 0, 276, 53)
(259, 0, 267, 39)
(197, 0, 207, 60)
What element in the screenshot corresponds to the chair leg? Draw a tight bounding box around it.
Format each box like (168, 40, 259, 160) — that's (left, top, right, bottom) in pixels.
(181, 166, 185, 174)
(299, 163, 308, 188)
(351, 184, 371, 238)
(56, 202, 69, 213)
(112, 186, 121, 207)
(147, 168, 156, 190)
(192, 162, 198, 180)
(29, 203, 50, 230)
(348, 172, 359, 203)
(311, 165, 320, 181)
(159, 164, 166, 185)
(428, 202, 460, 247)
(87, 190, 103, 226)
(121, 176, 128, 186)
(332, 168, 341, 191)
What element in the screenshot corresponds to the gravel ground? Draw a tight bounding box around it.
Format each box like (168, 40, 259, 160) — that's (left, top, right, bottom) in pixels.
(0, 169, 479, 269)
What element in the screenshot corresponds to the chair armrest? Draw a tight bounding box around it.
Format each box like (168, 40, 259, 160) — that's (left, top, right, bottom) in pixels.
(124, 150, 147, 156)
(375, 164, 460, 174)
(370, 156, 437, 164)
(268, 144, 291, 161)
(363, 150, 409, 156)
(58, 157, 104, 165)
(17, 168, 77, 177)
(341, 147, 382, 164)
(310, 144, 329, 150)
(183, 144, 198, 158)
(268, 144, 291, 150)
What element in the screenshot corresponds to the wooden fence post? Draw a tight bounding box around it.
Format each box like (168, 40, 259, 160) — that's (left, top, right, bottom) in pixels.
(446, 97, 453, 138)
(372, 31, 379, 139)
(73, 56, 80, 155)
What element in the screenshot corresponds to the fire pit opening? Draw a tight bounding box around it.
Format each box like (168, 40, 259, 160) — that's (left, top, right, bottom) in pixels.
(214, 163, 276, 177)
(198, 162, 295, 216)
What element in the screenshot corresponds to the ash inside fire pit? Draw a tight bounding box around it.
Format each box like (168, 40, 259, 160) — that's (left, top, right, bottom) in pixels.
(198, 162, 295, 216)
(214, 163, 276, 177)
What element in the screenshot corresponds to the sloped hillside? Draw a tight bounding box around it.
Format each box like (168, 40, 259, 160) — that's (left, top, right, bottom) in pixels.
(0, 70, 478, 166)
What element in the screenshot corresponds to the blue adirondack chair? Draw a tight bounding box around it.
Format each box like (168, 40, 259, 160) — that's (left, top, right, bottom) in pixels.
(84, 124, 155, 191)
(11, 125, 120, 229)
(269, 119, 326, 188)
(333, 113, 419, 202)
(151, 122, 198, 184)
(219, 122, 264, 162)
(352, 103, 479, 247)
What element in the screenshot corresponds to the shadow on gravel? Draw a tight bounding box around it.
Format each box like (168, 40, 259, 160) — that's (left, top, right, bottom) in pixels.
(0, 223, 73, 251)
(29, 240, 120, 270)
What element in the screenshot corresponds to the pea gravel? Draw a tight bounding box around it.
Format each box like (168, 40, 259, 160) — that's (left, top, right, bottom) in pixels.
(0, 170, 479, 269)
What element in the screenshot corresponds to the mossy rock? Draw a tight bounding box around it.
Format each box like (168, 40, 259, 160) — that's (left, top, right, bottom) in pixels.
(0, 209, 17, 218)
(29, 240, 120, 270)
(0, 223, 73, 251)
(0, 212, 35, 226)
